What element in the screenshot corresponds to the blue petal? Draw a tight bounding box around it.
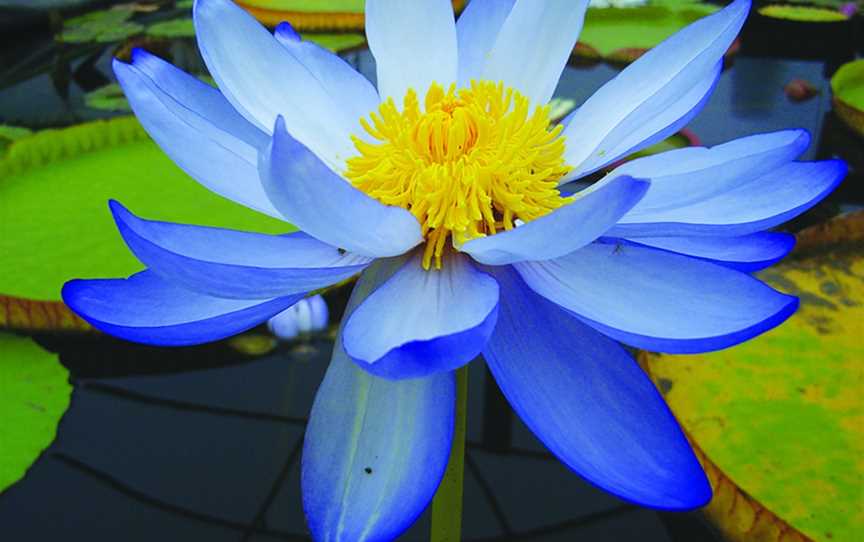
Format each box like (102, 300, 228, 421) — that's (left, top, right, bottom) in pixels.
(302, 328, 454, 541)
(193, 0, 357, 170)
(514, 243, 798, 354)
(561, 0, 750, 179)
(460, 175, 648, 265)
(479, 0, 590, 106)
(62, 271, 304, 346)
(602, 232, 795, 272)
(110, 201, 371, 299)
(261, 117, 422, 258)
(455, 0, 515, 86)
(113, 55, 281, 219)
(343, 252, 498, 379)
(272, 22, 379, 125)
(610, 160, 846, 238)
(482, 266, 711, 509)
(609, 130, 810, 212)
(366, 0, 458, 101)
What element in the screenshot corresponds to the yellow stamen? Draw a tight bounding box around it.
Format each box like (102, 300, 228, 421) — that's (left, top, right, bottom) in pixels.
(345, 81, 573, 269)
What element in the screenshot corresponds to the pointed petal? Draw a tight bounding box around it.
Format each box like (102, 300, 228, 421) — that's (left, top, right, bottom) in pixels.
(261, 117, 422, 258)
(366, 0, 457, 102)
(460, 176, 648, 265)
(561, 0, 750, 179)
(606, 232, 795, 272)
(273, 22, 379, 124)
(483, 266, 711, 509)
(455, 0, 515, 86)
(62, 271, 303, 346)
(481, 0, 590, 106)
(193, 0, 357, 170)
(515, 243, 798, 354)
(610, 130, 810, 213)
(303, 320, 454, 541)
(110, 201, 371, 299)
(610, 160, 846, 238)
(343, 252, 498, 379)
(113, 56, 281, 218)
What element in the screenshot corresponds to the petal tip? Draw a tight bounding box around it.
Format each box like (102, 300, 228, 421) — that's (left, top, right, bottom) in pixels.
(274, 21, 301, 42)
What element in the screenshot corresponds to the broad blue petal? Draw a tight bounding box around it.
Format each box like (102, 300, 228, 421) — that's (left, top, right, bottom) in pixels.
(261, 117, 422, 258)
(113, 56, 281, 218)
(343, 252, 498, 379)
(611, 130, 810, 213)
(479, 0, 589, 106)
(110, 201, 371, 299)
(460, 176, 648, 265)
(273, 22, 379, 125)
(455, 0, 515, 86)
(366, 0, 458, 101)
(482, 266, 711, 509)
(610, 160, 846, 238)
(603, 232, 795, 272)
(193, 0, 357, 170)
(62, 271, 303, 346)
(302, 322, 454, 541)
(561, 0, 750, 179)
(515, 243, 798, 353)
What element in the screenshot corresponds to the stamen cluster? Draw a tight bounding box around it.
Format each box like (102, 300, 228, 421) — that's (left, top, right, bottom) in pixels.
(345, 81, 572, 269)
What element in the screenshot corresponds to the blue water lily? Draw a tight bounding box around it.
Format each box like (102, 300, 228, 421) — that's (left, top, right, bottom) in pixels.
(62, 0, 845, 539)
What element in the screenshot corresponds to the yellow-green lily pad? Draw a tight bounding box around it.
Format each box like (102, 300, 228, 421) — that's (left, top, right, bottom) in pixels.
(0, 117, 289, 305)
(758, 5, 849, 22)
(831, 59, 864, 137)
(576, 3, 719, 58)
(0, 333, 72, 492)
(58, 6, 144, 43)
(644, 212, 864, 542)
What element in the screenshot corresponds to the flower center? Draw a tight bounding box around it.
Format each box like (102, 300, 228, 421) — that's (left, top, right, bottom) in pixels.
(345, 81, 572, 269)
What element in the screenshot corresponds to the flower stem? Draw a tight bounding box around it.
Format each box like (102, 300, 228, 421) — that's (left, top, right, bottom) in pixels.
(430, 365, 469, 542)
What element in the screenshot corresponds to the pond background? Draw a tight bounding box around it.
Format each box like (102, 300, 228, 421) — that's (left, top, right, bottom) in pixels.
(0, 1, 861, 541)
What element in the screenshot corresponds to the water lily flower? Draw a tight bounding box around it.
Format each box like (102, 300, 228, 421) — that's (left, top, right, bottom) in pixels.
(268, 294, 329, 340)
(62, 0, 845, 539)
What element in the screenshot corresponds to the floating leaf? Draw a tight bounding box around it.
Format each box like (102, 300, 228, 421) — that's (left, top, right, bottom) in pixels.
(0, 296, 91, 332)
(59, 6, 144, 43)
(0, 117, 290, 313)
(0, 125, 32, 155)
(643, 211, 864, 542)
(831, 59, 864, 137)
(83, 83, 130, 112)
(145, 18, 195, 39)
(0, 333, 72, 492)
(575, 4, 719, 59)
(758, 5, 849, 22)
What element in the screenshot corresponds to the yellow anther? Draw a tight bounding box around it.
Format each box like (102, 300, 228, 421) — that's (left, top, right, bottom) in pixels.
(345, 81, 572, 269)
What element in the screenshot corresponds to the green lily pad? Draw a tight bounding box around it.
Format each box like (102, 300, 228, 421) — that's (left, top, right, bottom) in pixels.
(59, 6, 144, 43)
(146, 18, 195, 39)
(831, 59, 864, 137)
(0, 125, 32, 155)
(0, 117, 290, 303)
(758, 5, 849, 22)
(0, 333, 72, 492)
(83, 83, 130, 112)
(577, 3, 719, 58)
(645, 212, 864, 542)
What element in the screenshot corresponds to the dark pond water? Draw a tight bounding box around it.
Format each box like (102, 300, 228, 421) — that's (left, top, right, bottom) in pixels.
(0, 3, 861, 541)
